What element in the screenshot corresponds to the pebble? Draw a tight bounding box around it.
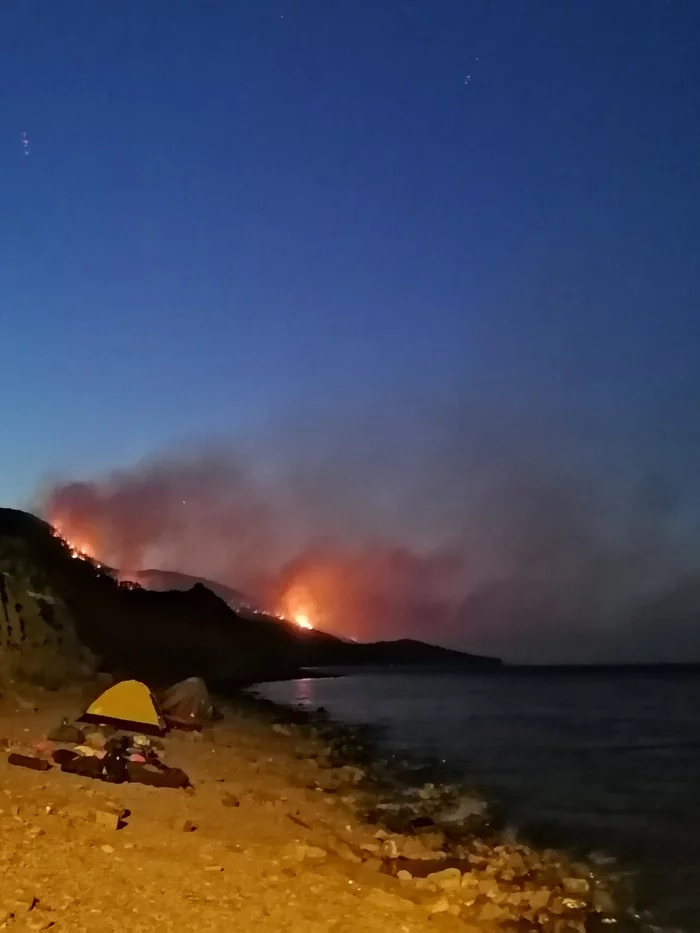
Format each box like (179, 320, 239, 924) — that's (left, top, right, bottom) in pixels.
(93, 809, 124, 831)
(365, 888, 415, 912)
(283, 843, 327, 862)
(100, 844, 115, 854)
(426, 867, 462, 892)
(426, 897, 450, 914)
(526, 888, 551, 911)
(563, 876, 590, 896)
(337, 765, 365, 784)
(478, 901, 504, 921)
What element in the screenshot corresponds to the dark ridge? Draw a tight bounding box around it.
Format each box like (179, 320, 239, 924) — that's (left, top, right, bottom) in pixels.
(324, 638, 503, 669)
(0, 508, 502, 686)
(127, 568, 253, 608)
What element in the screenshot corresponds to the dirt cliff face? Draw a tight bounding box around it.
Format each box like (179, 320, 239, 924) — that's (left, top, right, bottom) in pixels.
(0, 535, 96, 688)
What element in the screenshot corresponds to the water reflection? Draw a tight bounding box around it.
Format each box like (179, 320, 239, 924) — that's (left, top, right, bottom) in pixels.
(294, 677, 315, 707)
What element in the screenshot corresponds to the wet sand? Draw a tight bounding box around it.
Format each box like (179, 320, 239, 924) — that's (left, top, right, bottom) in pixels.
(0, 684, 614, 933)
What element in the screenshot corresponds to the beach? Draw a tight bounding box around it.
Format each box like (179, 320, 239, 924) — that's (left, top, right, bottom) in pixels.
(0, 680, 622, 933)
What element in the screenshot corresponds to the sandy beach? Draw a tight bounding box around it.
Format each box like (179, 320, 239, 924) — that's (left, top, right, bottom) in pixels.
(0, 683, 615, 933)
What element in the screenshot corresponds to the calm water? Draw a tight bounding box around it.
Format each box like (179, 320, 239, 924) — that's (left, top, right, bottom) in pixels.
(256, 669, 700, 930)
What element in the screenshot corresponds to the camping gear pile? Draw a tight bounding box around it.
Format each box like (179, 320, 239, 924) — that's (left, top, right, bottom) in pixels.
(7, 677, 215, 788)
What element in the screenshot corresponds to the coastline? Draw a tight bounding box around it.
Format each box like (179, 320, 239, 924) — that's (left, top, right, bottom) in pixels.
(0, 680, 626, 932)
(237, 685, 629, 929)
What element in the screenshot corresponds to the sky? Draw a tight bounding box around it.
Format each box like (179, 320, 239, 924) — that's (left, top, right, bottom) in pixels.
(3, 2, 700, 660)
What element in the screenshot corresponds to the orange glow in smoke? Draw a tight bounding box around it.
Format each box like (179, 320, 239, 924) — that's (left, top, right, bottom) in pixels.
(280, 582, 316, 630)
(293, 612, 314, 630)
(51, 522, 99, 566)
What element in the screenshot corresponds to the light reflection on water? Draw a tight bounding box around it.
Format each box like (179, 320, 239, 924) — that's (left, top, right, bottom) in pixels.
(294, 677, 316, 707)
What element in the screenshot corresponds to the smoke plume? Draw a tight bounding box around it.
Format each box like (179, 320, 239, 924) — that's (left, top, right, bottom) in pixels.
(36, 407, 700, 662)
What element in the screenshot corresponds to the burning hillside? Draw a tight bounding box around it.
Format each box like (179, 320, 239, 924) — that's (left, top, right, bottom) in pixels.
(40, 451, 469, 645)
(51, 522, 101, 568)
(36, 430, 700, 663)
(277, 582, 316, 630)
(51, 521, 317, 633)
(1, 506, 501, 687)
(47, 501, 462, 642)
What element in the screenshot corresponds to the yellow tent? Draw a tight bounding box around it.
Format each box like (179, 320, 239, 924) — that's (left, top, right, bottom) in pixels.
(80, 680, 165, 736)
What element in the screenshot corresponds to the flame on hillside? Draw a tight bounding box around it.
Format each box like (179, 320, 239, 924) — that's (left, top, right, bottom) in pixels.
(279, 582, 316, 630)
(51, 523, 101, 568)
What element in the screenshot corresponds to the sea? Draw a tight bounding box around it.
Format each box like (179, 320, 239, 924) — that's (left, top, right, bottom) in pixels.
(254, 668, 700, 931)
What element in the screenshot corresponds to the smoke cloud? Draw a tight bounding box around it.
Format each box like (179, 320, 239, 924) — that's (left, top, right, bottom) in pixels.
(36, 405, 700, 662)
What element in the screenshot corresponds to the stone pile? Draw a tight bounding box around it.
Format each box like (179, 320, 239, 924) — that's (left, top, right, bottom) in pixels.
(288, 733, 622, 929)
(367, 780, 491, 836)
(391, 836, 617, 930)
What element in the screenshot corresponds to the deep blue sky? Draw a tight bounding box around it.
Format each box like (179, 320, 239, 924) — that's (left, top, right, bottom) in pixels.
(2, 1, 699, 504)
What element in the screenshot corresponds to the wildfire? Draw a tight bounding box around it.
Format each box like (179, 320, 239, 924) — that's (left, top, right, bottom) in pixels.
(51, 524, 101, 568)
(293, 612, 314, 631)
(279, 582, 316, 631)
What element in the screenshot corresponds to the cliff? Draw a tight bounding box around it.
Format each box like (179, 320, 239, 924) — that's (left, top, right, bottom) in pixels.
(0, 509, 96, 687)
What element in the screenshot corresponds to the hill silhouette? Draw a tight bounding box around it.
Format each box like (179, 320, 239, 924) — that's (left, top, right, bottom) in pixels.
(122, 569, 254, 612)
(0, 508, 502, 687)
(114, 568, 503, 670)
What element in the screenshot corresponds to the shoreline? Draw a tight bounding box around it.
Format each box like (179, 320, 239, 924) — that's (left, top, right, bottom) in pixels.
(238, 684, 633, 929)
(0, 680, 630, 932)
(251, 667, 697, 928)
